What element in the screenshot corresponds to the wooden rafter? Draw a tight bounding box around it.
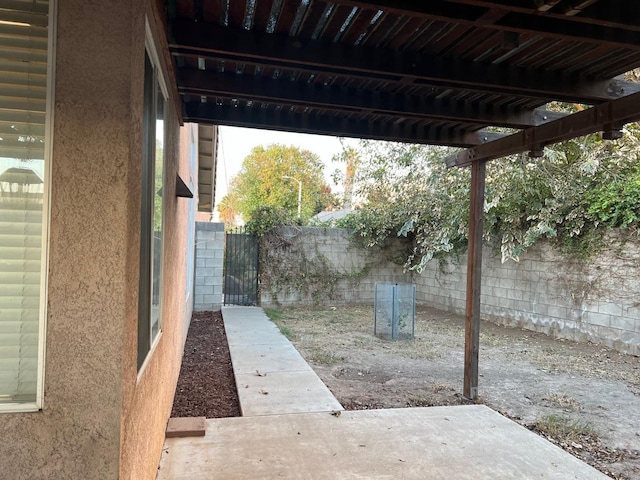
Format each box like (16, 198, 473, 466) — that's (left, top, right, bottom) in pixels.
(178, 68, 567, 128)
(183, 101, 504, 147)
(170, 20, 640, 104)
(331, 0, 640, 50)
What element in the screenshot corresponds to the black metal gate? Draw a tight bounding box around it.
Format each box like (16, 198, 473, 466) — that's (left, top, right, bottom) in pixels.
(223, 226, 259, 306)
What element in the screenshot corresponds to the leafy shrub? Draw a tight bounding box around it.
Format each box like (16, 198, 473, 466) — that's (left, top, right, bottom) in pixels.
(245, 206, 297, 236)
(340, 124, 640, 268)
(586, 172, 640, 228)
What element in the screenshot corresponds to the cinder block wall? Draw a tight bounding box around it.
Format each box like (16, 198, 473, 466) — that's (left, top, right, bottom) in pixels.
(415, 235, 640, 356)
(260, 227, 410, 307)
(194, 222, 225, 311)
(254, 226, 639, 355)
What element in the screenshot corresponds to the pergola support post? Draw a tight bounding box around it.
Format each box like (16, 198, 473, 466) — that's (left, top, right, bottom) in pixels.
(464, 159, 486, 401)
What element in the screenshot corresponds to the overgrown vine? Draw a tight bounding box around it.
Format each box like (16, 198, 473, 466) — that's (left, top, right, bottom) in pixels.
(330, 123, 640, 271)
(258, 225, 379, 305)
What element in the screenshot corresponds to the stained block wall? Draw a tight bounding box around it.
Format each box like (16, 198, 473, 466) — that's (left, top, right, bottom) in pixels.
(194, 222, 225, 311)
(259, 227, 410, 307)
(414, 234, 640, 356)
(257, 227, 639, 356)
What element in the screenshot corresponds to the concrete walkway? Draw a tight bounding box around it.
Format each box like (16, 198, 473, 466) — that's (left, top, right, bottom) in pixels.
(222, 306, 343, 416)
(157, 307, 608, 479)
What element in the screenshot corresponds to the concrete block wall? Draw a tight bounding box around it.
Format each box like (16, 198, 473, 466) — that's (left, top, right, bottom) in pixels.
(258, 226, 639, 355)
(193, 222, 225, 311)
(415, 235, 640, 356)
(260, 226, 410, 307)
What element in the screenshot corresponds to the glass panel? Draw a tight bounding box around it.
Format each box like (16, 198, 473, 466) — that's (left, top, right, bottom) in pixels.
(137, 52, 154, 369)
(151, 83, 164, 341)
(0, 0, 48, 405)
(185, 132, 196, 300)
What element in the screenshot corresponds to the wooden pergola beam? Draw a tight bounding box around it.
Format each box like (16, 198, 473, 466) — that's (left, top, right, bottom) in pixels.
(178, 68, 567, 129)
(170, 20, 639, 104)
(183, 101, 505, 147)
(331, 0, 640, 50)
(446, 89, 640, 166)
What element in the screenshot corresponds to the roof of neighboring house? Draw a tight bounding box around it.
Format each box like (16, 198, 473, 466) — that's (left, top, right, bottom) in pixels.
(312, 207, 354, 223)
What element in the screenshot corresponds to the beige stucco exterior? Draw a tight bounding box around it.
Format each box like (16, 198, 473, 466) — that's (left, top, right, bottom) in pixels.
(0, 1, 197, 478)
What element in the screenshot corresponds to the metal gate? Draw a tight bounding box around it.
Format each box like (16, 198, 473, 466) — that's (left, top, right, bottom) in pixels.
(223, 226, 259, 306)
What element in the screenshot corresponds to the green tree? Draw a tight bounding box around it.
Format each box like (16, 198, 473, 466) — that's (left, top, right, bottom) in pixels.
(339, 141, 470, 271)
(220, 144, 332, 224)
(217, 191, 239, 227)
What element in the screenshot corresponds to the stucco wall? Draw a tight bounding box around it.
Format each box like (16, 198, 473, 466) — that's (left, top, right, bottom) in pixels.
(1, 1, 135, 477)
(118, 6, 196, 480)
(260, 227, 410, 307)
(415, 235, 640, 356)
(118, 116, 196, 480)
(0, 2, 196, 479)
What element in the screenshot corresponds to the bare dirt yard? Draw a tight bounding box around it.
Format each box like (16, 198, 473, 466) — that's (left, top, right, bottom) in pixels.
(266, 305, 640, 480)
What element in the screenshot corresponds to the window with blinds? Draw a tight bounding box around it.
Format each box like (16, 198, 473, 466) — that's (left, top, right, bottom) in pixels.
(0, 1, 50, 410)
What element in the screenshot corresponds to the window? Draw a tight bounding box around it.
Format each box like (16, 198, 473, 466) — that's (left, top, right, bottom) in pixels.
(138, 26, 167, 371)
(0, 0, 52, 411)
(185, 129, 196, 303)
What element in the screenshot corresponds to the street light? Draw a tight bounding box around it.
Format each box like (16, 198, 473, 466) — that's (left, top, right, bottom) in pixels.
(282, 175, 302, 219)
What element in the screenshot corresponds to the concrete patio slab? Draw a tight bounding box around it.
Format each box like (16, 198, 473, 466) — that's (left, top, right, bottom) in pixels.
(235, 370, 343, 416)
(158, 405, 608, 480)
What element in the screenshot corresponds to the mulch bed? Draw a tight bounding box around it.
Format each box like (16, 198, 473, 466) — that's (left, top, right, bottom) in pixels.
(171, 311, 241, 418)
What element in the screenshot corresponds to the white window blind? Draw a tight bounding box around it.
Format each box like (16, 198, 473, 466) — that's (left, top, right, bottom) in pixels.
(0, 0, 50, 408)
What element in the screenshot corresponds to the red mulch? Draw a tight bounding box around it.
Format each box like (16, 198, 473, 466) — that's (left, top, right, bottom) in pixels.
(170, 311, 241, 418)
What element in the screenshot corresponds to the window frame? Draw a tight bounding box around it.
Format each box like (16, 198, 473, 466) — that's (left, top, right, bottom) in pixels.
(0, 0, 55, 414)
(137, 20, 168, 373)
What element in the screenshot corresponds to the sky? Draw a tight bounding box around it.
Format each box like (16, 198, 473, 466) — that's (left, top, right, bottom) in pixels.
(214, 126, 358, 213)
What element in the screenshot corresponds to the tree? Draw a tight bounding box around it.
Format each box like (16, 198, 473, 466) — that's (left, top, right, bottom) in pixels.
(336, 140, 470, 271)
(219, 144, 333, 224)
(217, 191, 239, 226)
(331, 139, 360, 208)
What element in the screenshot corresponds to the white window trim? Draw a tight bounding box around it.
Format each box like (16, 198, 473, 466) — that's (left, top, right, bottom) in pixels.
(0, 0, 56, 414)
(36, 0, 57, 412)
(185, 126, 197, 304)
(137, 17, 168, 380)
(136, 332, 162, 382)
(144, 18, 168, 101)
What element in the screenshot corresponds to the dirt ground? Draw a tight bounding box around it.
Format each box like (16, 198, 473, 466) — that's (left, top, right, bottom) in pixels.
(171, 311, 240, 419)
(268, 305, 640, 480)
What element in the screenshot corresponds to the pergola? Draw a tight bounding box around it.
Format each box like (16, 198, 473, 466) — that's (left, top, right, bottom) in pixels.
(158, 0, 640, 399)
